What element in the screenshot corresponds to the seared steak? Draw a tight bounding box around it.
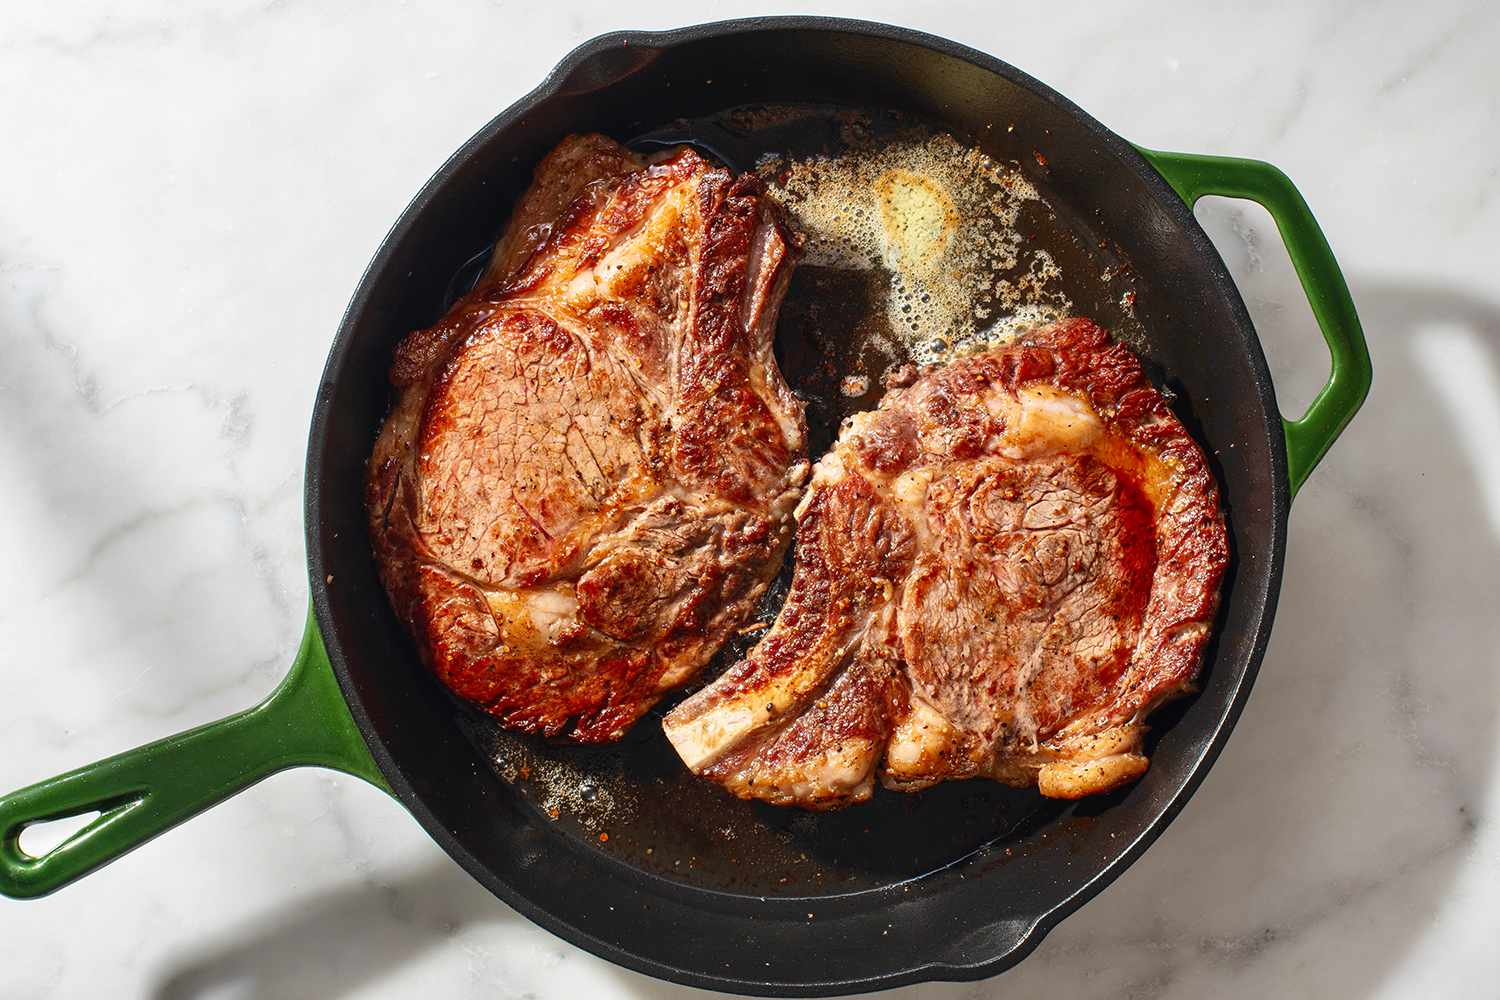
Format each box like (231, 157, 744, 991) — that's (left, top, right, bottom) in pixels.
(663, 319, 1227, 804)
(367, 134, 809, 742)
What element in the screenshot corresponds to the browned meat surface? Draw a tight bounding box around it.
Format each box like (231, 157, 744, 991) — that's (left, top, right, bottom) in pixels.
(367, 134, 808, 742)
(663, 319, 1227, 805)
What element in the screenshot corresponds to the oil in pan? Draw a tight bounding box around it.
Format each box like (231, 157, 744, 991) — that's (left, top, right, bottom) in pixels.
(759, 127, 1070, 366)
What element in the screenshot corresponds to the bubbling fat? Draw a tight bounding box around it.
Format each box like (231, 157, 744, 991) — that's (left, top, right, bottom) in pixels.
(759, 132, 1073, 365)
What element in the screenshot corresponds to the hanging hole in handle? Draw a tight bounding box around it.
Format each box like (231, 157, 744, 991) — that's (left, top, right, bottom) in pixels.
(1193, 196, 1329, 418)
(6, 792, 146, 863)
(17, 811, 103, 859)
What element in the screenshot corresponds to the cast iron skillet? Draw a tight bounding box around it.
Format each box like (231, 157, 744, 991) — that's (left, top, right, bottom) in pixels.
(0, 18, 1371, 996)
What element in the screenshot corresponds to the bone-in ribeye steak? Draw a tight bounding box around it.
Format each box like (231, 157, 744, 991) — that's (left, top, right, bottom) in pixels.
(367, 134, 809, 742)
(663, 318, 1228, 804)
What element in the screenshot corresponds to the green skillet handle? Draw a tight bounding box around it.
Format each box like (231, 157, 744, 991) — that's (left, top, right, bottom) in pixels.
(0, 610, 388, 899)
(1135, 148, 1373, 497)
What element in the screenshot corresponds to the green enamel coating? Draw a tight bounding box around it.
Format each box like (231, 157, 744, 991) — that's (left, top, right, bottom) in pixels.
(0, 609, 386, 899)
(1135, 147, 1372, 497)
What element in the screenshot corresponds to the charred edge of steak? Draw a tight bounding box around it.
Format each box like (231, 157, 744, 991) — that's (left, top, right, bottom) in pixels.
(366, 134, 808, 743)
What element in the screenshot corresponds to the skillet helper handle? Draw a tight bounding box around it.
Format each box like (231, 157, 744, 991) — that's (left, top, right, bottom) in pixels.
(0, 612, 386, 899)
(1135, 148, 1372, 497)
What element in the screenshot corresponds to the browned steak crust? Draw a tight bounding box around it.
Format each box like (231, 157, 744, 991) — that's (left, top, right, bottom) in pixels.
(367, 134, 809, 742)
(663, 318, 1227, 804)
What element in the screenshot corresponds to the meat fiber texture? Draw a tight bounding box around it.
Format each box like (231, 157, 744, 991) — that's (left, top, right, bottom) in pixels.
(367, 134, 809, 742)
(663, 319, 1228, 804)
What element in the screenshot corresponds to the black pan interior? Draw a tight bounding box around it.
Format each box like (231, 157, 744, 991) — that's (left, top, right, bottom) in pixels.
(307, 19, 1286, 996)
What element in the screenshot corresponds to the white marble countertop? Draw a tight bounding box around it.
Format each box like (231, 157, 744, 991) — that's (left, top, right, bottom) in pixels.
(3, 2, 1497, 996)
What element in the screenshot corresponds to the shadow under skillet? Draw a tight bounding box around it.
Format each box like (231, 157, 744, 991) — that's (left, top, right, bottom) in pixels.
(148, 855, 509, 1000)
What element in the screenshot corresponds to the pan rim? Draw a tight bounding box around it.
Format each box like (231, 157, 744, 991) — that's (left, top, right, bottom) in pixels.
(305, 15, 1289, 995)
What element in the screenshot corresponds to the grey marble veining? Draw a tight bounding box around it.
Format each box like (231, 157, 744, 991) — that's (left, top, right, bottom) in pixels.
(2, 1, 1497, 997)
